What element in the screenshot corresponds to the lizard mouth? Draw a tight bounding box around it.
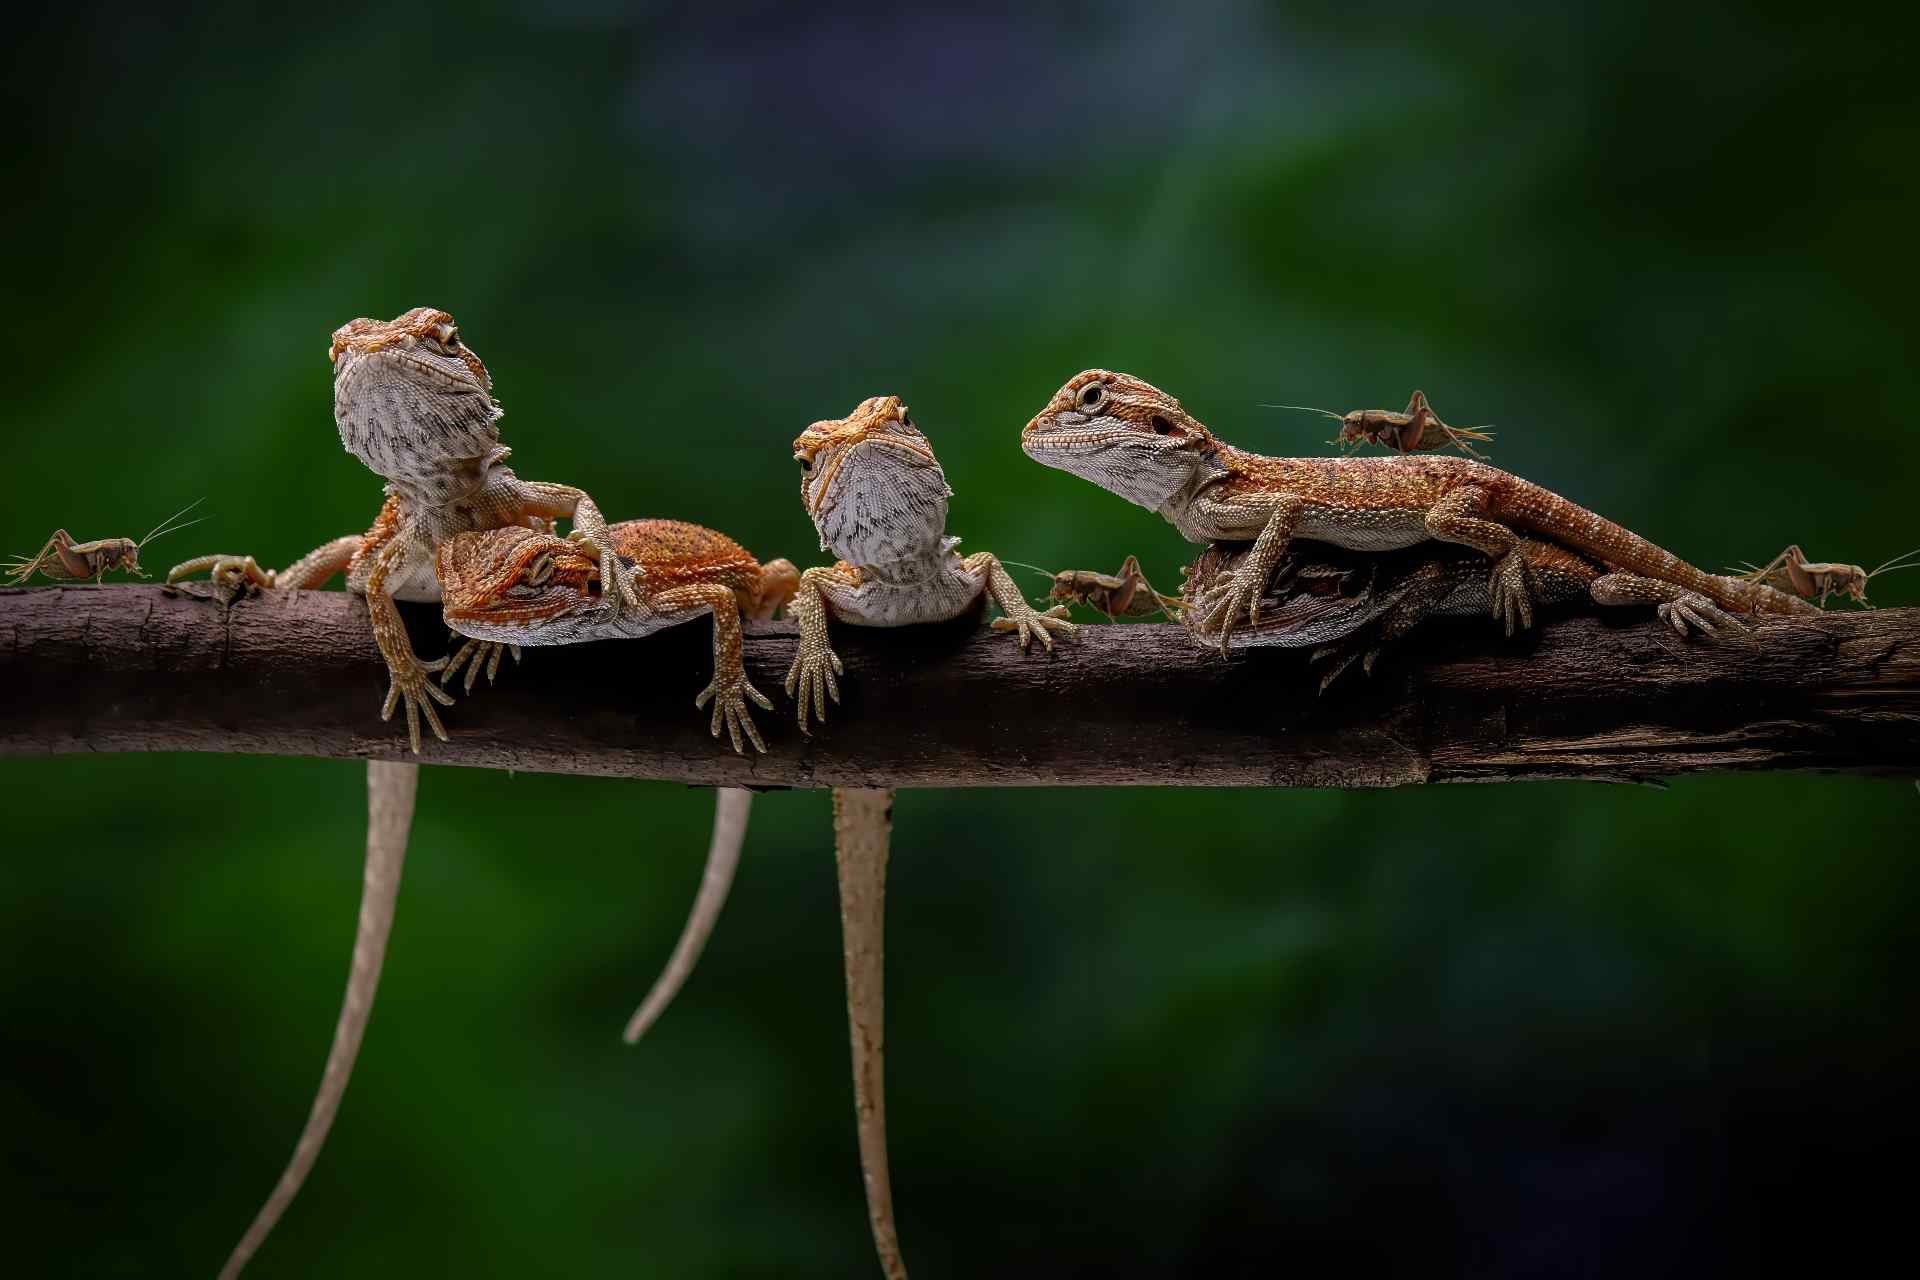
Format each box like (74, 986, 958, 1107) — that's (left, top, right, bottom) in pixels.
(1021, 411, 1135, 456)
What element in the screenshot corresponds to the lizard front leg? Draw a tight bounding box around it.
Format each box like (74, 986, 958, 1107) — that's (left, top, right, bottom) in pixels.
(1196, 495, 1305, 654)
(364, 535, 454, 753)
(165, 535, 364, 605)
(784, 564, 860, 732)
(509, 480, 643, 612)
(1423, 485, 1531, 635)
(654, 582, 774, 754)
(968, 551, 1075, 650)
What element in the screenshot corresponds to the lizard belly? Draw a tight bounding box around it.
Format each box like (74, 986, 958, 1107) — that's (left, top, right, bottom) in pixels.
(387, 544, 445, 602)
(841, 565, 982, 627)
(1294, 507, 1431, 552)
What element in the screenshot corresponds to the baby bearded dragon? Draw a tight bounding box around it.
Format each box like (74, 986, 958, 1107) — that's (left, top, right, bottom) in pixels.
(783, 395, 1073, 1280)
(783, 394, 1073, 727)
(1181, 536, 1739, 689)
(1021, 369, 1817, 651)
(436, 519, 798, 755)
(434, 519, 797, 1041)
(173, 307, 639, 754)
(165, 308, 634, 1277)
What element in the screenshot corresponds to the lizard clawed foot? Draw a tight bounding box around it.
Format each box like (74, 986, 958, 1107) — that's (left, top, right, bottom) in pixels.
(1487, 550, 1534, 637)
(1656, 592, 1744, 640)
(784, 644, 844, 734)
(1192, 566, 1266, 655)
(381, 656, 454, 754)
(989, 603, 1076, 651)
(695, 674, 774, 754)
(1311, 642, 1366, 694)
(164, 554, 273, 608)
(441, 638, 522, 693)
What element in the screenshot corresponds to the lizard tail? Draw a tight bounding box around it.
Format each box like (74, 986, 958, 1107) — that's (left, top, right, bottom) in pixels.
(1513, 485, 1817, 617)
(220, 760, 417, 1280)
(834, 787, 910, 1280)
(622, 788, 752, 1043)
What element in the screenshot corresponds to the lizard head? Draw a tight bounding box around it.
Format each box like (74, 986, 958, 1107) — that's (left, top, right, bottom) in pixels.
(792, 395, 953, 562)
(1021, 370, 1221, 512)
(331, 307, 504, 493)
(436, 524, 605, 639)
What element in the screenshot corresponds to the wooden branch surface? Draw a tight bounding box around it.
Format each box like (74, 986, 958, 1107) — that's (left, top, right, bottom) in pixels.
(2, 585, 1916, 787)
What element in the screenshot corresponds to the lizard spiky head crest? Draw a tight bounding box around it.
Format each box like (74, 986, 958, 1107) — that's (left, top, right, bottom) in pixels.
(437, 524, 602, 635)
(793, 395, 952, 561)
(1022, 370, 1221, 513)
(331, 306, 503, 496)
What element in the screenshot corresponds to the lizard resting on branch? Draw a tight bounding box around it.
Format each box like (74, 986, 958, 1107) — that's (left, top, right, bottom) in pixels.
(1021, 370, 1815, 655)
(157, 308, 722, 1279)
(434, 516, 798, 1040)
(784, 394, 1074, 1280)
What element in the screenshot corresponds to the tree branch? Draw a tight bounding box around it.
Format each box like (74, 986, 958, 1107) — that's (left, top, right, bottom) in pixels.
(2, 585, 1916, 787)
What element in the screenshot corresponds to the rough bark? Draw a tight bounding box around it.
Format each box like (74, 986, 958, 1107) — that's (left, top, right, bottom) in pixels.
(2, 585, 1916, 787)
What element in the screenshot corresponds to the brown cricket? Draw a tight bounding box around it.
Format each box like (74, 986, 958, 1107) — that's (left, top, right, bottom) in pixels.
(3, 500, 205, 586)
(1738, 544, 1920, 607)
(1008, 554, 1185, 621)
(1269, 390, 1495, 460)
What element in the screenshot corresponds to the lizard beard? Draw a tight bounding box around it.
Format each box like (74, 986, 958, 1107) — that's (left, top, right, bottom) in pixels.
(1025, 440, 1195, 514)
(335, 353, 504, 502)
(811, 446, 954, 566)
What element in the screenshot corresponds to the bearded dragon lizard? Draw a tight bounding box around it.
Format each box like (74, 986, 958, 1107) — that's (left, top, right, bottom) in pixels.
(784, 395, 1074, 1280)
(434, 517, 797, 1041)
(1022, 370, 1815, 653)
(163, 307, 642, 1277)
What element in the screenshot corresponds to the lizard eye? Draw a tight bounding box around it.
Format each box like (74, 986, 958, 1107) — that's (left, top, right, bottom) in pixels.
(1078, 382, 1106, 411)
(526, 554, 554, 586)
(796, 453, 813, 472)
(431, 321, 458, 344)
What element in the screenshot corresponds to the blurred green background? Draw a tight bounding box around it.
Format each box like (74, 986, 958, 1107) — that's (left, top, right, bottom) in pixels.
(4, 2, 1917, 1275)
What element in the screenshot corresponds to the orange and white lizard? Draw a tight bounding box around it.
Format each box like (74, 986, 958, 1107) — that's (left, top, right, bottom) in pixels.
(785, 395, 1074, 1280)
(163, 307, 646, 1278)
(1022, 369, 1815, 652)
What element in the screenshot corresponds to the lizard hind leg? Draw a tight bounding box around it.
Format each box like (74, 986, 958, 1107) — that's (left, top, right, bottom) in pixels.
(834, 787, 910, 1280)
(623, 788, 752, 1043)
(1590, 572, 1746, 641)
(219, 760, 417, 1280)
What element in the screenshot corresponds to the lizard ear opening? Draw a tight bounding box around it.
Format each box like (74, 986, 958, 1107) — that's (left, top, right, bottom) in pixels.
(1150, 414, 1180, 436)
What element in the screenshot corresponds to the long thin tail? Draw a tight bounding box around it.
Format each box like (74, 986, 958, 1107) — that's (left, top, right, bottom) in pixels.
(623, 788, 752, 1043)
(834, 787, 909, 1280)
(1506, 479, 1816, 616)
(220, 760, 417, 1279)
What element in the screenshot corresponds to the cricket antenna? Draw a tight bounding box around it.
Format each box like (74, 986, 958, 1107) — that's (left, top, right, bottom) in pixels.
(1260, 403, 1344, 422)
(998, 559, 1059, 582)
(137, 497, 209, 549)
(1868, 545, 1920, 579)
